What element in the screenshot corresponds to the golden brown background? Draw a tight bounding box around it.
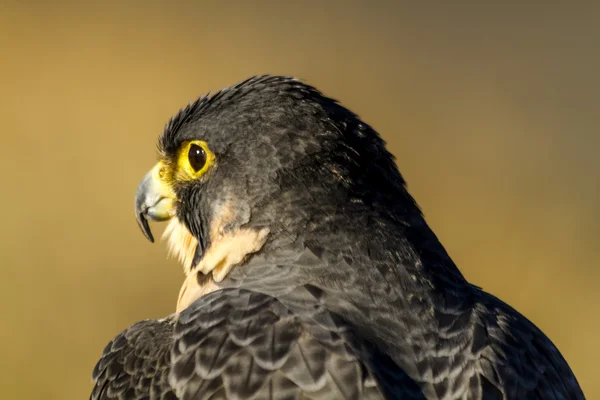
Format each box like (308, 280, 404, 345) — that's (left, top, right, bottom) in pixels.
(1, 1, 598, 398)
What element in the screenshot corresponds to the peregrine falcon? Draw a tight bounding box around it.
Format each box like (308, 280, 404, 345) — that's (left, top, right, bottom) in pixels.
(91, 76, 584, 399)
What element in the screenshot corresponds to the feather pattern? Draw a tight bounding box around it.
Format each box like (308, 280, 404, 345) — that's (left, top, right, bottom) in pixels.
(92, 75, 584, 399)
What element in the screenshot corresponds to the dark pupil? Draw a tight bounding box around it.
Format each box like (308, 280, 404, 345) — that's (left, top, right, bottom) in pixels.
(188, 144, 207, 172)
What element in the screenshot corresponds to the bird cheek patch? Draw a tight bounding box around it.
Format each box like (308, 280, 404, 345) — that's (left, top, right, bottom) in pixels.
(172, 217, 270, 313)
(162, 218, 199, 275)
(195, 226, 270, 282)
(176, 272, 219, 314)
(191, 199, 269, 281)
(164, 200, 270, 313)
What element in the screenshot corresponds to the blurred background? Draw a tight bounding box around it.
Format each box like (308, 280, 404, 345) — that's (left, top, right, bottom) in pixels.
(1, 1, 598, 398)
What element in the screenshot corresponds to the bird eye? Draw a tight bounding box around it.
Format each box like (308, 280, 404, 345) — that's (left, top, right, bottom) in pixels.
(188, 144, 207, 172)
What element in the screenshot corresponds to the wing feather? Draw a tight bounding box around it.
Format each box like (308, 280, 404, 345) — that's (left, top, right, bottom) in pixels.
(91, 278, 583, 400)
(91, 288, 395, 399)
(468, 292, 584, 399)
(91, 317, 177, 400)
(170, 288, 390, 400)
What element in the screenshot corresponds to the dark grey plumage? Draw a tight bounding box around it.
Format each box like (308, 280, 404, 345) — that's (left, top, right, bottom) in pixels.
(91, 76, 584, 399)
(93, 287, 390, 400)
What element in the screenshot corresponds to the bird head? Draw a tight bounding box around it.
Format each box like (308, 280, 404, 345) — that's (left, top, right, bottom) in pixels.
(134, 76, 417, 309)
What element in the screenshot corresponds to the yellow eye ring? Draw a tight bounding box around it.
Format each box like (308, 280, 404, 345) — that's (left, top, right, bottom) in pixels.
(175, 140, 215, 181)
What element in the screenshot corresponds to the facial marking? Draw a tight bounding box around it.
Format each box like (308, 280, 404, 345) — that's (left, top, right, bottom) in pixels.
(197, 226, 270, 281)
(163, 199, 270, 313)
(162, 218, 198, 275)
(176, 272, 219, 313)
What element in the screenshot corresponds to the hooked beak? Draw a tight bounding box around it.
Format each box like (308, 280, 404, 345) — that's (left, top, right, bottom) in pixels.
(135, 163, 177, 243)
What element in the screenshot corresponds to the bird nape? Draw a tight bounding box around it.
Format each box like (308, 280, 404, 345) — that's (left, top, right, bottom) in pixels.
(91, 75, 584, 400)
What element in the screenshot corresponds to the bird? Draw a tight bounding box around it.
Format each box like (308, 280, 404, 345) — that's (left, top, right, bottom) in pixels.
(90, 75, 584, 399)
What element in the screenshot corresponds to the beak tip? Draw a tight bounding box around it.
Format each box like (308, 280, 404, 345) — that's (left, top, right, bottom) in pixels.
(136, 213, 155, 243)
